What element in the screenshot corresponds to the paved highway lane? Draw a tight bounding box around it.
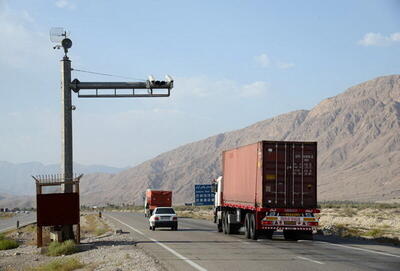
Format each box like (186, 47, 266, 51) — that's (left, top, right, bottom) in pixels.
(106, 212, 400, 271)
(0, 212, 36, 233)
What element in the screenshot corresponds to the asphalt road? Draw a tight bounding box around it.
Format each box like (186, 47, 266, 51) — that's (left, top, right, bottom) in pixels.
(0, 212, 36, 233)
(106, 212, 400, 271)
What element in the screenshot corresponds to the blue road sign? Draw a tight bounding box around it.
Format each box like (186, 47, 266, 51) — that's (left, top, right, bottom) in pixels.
(194, 184, 215, 206)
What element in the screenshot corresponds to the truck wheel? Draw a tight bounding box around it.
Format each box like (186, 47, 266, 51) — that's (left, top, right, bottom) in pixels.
(217, 220, 223, 232)
(224, 212, 232, 234)
(249, 214, 258, 240)
(244, 213, 250, 239)
(222, 213, 227, 234)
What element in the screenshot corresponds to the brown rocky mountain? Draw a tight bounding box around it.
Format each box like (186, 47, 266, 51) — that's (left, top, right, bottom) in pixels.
(78, 74, 400, 206)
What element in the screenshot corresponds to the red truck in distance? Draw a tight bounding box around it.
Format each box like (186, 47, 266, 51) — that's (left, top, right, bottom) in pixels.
(144, 189, 172, 217)
(213, 141, 319, 240)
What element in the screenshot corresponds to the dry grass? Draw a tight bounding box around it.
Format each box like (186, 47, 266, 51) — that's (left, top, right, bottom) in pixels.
(174, 206, 214, 221)
(81, 214, 111, 237)
(318, 206, 400, 244)
(46, 240, 78, 256)
(0, 233, 19, 250)
(30, 257, 84, 271)
(4, 224, 52, 246)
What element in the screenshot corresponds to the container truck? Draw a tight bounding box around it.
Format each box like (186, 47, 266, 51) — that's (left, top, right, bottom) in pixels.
(144, 189, 172, 217)
(212, 141, 319, 240)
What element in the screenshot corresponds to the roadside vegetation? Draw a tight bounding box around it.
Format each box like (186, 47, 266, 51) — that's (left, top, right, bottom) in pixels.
(174, 206, 214, 220)
(318, 201, 400, 244)
(81, 204, 143, 213)
(30, 257, 84, 271)
(4, 223, 51, 246)
(46, 240, 78, 256)
(319, 201, 400, 209)
(0, 233, 19, 250)
(81, 213, 111, 237)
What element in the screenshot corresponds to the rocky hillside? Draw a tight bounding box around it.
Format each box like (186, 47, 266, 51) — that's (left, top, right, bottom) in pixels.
(78, 75, 400, 205)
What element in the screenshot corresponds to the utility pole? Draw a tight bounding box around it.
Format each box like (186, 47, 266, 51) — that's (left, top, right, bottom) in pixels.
(61, 55, 73, 190)
(50, 28, 174, 242)
(60, 38, 75, 241)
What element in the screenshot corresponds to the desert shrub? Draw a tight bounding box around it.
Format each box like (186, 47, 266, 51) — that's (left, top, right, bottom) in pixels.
(47, 240, 78, 256)
(81, 214, 111, 237)
(95, 227, 108, 236)
(31, 257, 84, 271)
(340, 208, 357, 217)
(364, 228, 384, 238)
(326, 224, 362, 238)
(0, 238, 19, 250)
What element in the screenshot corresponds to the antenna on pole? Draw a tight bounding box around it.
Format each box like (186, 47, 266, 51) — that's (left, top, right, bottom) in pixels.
(50, 27, 72, 56)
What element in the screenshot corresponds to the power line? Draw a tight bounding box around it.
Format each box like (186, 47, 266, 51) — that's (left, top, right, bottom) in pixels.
(71, 68, 145, 81)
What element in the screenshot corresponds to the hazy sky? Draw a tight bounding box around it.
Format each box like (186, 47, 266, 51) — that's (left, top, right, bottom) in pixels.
(1, 0, 399, 167)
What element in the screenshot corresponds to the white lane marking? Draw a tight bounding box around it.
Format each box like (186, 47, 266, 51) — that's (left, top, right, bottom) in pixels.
(107, 215, 207, 271)
(296, 256, 324, 265)
(318, 241, 400, 259)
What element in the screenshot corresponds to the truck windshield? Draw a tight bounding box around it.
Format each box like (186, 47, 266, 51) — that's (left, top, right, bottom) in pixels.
(155, 208, 175, 214)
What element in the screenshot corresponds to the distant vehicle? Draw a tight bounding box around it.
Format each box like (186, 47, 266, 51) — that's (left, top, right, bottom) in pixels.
(149, 207, 178, 231)
(144, 189, 172, 217)
(213, 141, 319, 241)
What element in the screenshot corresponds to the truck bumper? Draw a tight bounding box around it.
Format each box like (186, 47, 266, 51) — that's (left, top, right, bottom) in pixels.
(262, 226, 317, 233)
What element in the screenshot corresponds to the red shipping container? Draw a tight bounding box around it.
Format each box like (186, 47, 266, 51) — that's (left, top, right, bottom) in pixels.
(146, 190, 172, 210)
(222, 141, 317, 209)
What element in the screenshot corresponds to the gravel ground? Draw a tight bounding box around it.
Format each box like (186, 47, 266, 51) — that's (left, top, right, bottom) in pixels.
(0, 216, 165, 271)
(318, 207, 400, 240)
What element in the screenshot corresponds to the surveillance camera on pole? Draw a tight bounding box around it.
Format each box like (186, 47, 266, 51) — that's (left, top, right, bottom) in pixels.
(147, 75, 173, 89)
(50, 27, 72, 57)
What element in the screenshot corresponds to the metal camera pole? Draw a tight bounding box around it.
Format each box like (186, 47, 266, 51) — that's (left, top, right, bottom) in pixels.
(61, 41, 75, 240)
(61, 54, 73, 190)
(50, 28, 174, 242)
